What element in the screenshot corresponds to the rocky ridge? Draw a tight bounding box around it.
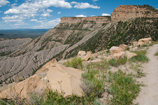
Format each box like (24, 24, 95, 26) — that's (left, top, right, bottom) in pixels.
(111, 5, 158, 22)
(61, 16, 111, 23)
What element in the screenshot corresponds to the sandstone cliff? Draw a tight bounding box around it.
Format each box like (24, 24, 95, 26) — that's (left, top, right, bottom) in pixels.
(111, 5, 158, 22)
(61, 16, 111, 23)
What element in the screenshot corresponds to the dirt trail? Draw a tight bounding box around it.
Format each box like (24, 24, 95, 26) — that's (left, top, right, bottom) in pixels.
(135, 44, 158, 105)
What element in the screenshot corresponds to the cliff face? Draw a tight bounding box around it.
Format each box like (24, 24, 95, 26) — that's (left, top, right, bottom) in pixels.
(111, 5, 158, 22)
(61, 16, 111, 23)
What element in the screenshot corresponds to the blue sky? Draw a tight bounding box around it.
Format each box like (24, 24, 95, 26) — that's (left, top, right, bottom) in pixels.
(0, 0, 157, 29)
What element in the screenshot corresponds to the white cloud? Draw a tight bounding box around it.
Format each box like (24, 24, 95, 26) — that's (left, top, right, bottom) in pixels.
(71, 1, 78, 4)
(0, 0, 10, 7)
(47, 9, 53, 12)
(11, 3, 17, 7)
(71, 2, 100, 9)
(15, 0, 18, 2)
(3, 0, 71, 25)
(102, 13, 110, 16)
(93, 0, 98, 2)
(2, 15, 25, 22)
(5, 0, 72, 15)
(41, 12, 51, 17)
(30, 19, 38, 22)
(0, 11, 2, 12)
(33, 18, 60, 28)
(75, 14, 87, 17)
(58, 12, 61, 14)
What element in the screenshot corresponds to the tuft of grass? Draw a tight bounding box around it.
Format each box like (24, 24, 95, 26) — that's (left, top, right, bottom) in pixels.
(44, 90, 83, 105)
(81, 69, 105, 102)
(86, 59, 109, 72)
(150, 41, 158, 46)
(63, 57, 83, 69)
(108, 57, 127, 67)
(130, 50, 149, 63)
(155, 51, 158, 56)
(107, 70, 141, 105)
(108, 59, 118, 67)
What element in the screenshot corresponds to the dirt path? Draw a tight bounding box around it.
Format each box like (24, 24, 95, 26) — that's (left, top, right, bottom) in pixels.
(134, 44, 158, 105)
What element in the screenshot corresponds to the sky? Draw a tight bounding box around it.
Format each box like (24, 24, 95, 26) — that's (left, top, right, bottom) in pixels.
(0, 0, 157, 29)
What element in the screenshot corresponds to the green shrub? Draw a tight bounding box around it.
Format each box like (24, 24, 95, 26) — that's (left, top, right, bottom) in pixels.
(81, 69, 105, 101)
(0, 99, 8, 105)
(44, 90, 82, 105)
(131, 50, 149, 63)
(108, 57, 127, 67)
(107, 70, 141, 105)
(86, 59, 109, 71)
(131, 54, 149, 63)
(150, 41, 158, 46)
(136, 69, 146, 78)
(108, 59, 118, 67)
(155, 51, 158, 56)
(63, 57, 83, 69)
(117, 56, 127, 65)
(28, 92, 44, 105)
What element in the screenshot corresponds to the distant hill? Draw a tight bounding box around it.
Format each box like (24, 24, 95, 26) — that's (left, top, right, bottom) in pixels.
(0, 29, 49, 39)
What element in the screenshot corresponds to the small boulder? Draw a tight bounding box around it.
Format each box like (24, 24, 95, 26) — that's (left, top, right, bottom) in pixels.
(109, 46, 123, 55)
(119, 44, 129, 51)
(138, 37, 152, 45)
(82, 51, 92, 61)
(112, 51, 125, 60)
(125, 51, 137, 59)
(106, 56, 112, 61)
(78, 51, 86, 58)
(138, 37, 152, 43)
(130, 46, 138, 51)
(137, 41, 145, 47)
(132, 41, 138, 47)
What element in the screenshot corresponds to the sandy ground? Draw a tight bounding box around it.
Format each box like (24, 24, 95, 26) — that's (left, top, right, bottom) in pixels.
(134, 44, 158, 105)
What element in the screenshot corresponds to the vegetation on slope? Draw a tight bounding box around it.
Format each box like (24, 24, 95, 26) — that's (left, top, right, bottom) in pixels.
(135, 5, 158, 13)
(155, 51, 158, 56)
(0, 46, 149, 105)
(65, 17, 158, 59)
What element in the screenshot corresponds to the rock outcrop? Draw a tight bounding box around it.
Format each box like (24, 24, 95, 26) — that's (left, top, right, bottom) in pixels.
(119, 44, 129, 51)
(132, 37, 152, 47)
(61, 16, 111, 24)
(82, 51, 92, 61)
(111, 5, 158, 22)
(0, 74, 47, 99)
(0, 59, 84, 99)
(78, 51, 86, 58)
(125, 51, 137, 59)
(109, 46, 123, 55)
(112, 51, 125, 60)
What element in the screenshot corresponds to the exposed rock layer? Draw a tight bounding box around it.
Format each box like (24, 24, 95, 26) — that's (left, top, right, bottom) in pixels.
(61, 16, 111, 23)
(111, 5, 158, 22)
